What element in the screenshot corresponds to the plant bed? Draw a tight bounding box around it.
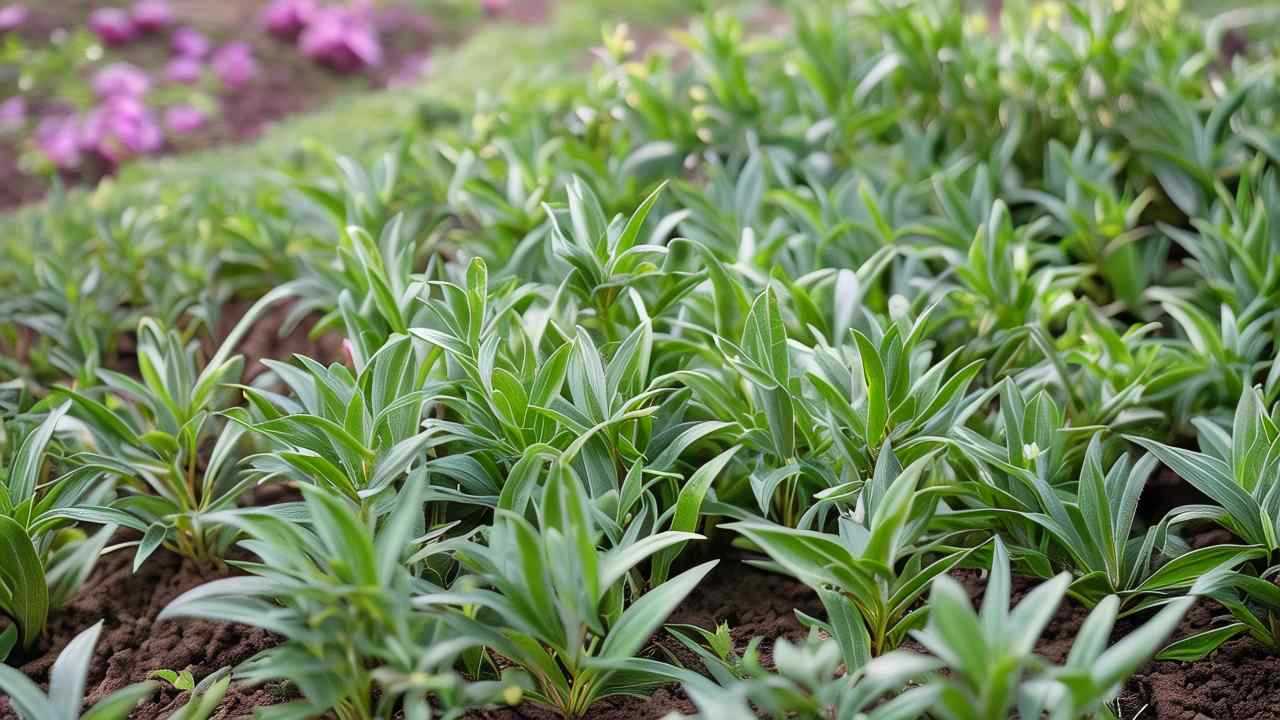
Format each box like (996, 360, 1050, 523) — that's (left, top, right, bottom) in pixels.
(6, 1, 1280, 719)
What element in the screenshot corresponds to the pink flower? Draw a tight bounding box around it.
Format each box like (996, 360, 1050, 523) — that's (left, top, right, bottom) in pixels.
(481, 0, 509, 16)
(260, 0, 315, 41)
(94, 95, 164, 159)
(164, 104, 206, 134)
(0, 4, 28, 33)
(0, 96, 25, 130)
(299, 6, 382, 73)
(211, 42, 258, 90)
(130, 0, 173, 33)
(164, 56, 202, 84)
(92, 62, 150, 99)
(88, 8, 137, 46)
(36, 116, 84, 170)
(171, 26, 210, 58)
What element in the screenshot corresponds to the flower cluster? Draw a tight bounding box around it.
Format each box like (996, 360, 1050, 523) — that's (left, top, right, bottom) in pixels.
(261, 0, 383, 73)
(0, 3, 28, 33)
(13, 1, 263, 171)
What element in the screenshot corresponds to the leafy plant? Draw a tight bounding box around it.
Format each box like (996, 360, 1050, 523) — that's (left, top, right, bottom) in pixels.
(0, 404, 114, 651)
(1131, 384, 1280, 552)
(728, 449, 972, 656)
(870, 538, 1192, 720)
(161, 481, 512, 720)
(417, 461, 715, 719)
(51, 312, 274, 566)
(671, 624, 938, 720)
(150, 667, 232, 720)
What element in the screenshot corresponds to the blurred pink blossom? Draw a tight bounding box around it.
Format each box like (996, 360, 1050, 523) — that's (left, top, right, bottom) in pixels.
(299, 6, 382, 73)
(130, 0, 173, 33)
(94, 95, 164, 159)
(260, 0, 316, 41)
(164, 104, 206, 133)
(0, 96, 25, 130)
(165, 56, 202, 84)
(36, 116, 84, 170)
(171, 27, 210, 58)
(211, 42, 259, 90)
(481, 0, 509, 17)
(0, 4, 28, 33)
(88, 8, 137, 46)
(92, 62, 150, 99)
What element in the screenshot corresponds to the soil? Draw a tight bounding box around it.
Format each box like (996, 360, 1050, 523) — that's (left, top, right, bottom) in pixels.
(209, 298, 347, 382)
(6, 540, 1279, 719)
(0, 545, 280, 720)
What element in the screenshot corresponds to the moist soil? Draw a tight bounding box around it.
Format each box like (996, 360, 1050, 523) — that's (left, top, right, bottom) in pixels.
(0, 545, 282, 719)
(6, 550, 1280, 718)
(209, 298, 347, 382)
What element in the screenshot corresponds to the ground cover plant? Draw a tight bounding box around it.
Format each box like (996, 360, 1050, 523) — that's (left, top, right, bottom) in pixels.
(5, 0, 1280, 717)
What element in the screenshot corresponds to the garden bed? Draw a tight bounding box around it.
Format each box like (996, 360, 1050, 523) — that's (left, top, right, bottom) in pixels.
(5, 1, 1280, 719)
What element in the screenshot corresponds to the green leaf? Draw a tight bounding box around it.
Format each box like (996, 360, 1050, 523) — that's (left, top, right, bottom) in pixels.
(600, 561, 717, 660)
(651, 446, 739, 584)
(0, 515, 48, 648)
(1093, 597, 1193, 687)
(9, 403, 69, 507)
(853, 330, 888, 448)
(50, 620, 104, 719)
(1155, 622, 1247, 662)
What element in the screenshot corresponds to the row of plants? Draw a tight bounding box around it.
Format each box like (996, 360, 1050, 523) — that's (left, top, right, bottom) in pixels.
(4, 0, 1280, 717)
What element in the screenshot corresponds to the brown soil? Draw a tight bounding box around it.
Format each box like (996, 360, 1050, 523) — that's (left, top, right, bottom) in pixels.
(210, 298, 347, 382)
(6, 542, 1278, 719)
(0, 546, 280, 720)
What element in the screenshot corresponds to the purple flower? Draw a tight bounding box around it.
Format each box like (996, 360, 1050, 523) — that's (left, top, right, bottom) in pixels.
(0, 96, 25, 130)
(36, 116, 84, 170)
(164, 104, 206, 134)
(260, 0, 315, 41)
(95, 95, 164, 158)
(130, 0, 173, 33)
(299, 6, 382, 73)
(171, 26, 210, 58)
(211, 42, 258, 90)
(0, 4, 29, 33)
(92, 62, 150, 99)
(164, 56, 202, 84)
(88, 8, 137, 46)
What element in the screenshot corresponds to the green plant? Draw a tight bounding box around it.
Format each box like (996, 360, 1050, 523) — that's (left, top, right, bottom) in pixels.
(870, 538, 1192, 720)
(51, 311, 278, 567)
(417, 461, 715, 719)
(149, 667, 232, 720)
(162, 481, 512, 720)
(0, 405, 114, 651)
(728, 449, 973, 656)
(1130, 384, 1280, 552)
(671, 624, 938, 720)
